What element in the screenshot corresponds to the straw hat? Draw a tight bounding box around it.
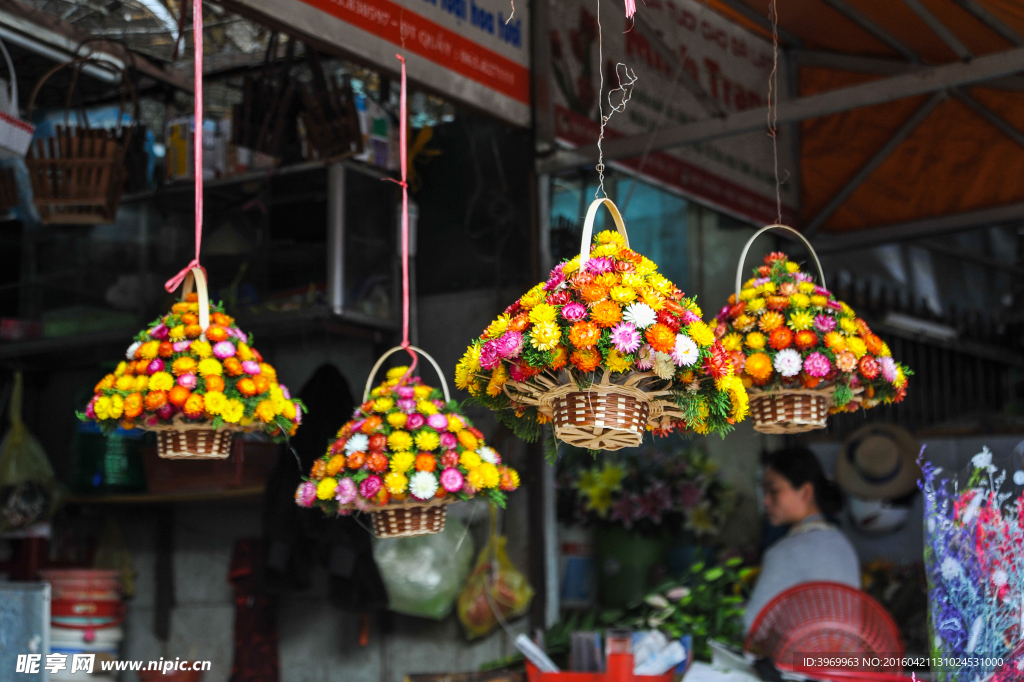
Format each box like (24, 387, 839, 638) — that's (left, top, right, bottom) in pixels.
(836, 424, 920, 500)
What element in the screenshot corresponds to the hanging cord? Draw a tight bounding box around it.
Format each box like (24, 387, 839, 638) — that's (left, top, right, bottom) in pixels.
(767, 0, 784, 225)
(593, 0, 636, 200)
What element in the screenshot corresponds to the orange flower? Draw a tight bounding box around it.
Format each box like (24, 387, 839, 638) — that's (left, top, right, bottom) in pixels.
(579, 283, 609, 303)
(568, 321, 601, 348)
(570, 348, 601, 372)
(223, 357, 243, 376)
(645, 323, 676, 353)
(185, 293, 199, 303)
(864, 333, 885, 355)
(801, 373, 821, 389)
(758, 311, 784, 332)
(158, 342, 174, 358)
(508, 313, 530, 332)
(550, 345, 568, 371)
(144, 391, 168, 411)
(415, 453, 437, 472)
(856, 318, 872, 337)
(590, 300, 622, 328)
(206, 326, 228, 342)
(124, 393, 143, 419)
(237, 378, 257, 396)
(205, 375, 225, 393)
(366, 452, 389, 473)
(794, 330, 819, 350)
(212, 312, 234, 327)
(745, 353, 773, 382)
(181, 313, 198, 325)
(168, 385, 191, 407)
(185, 324, 203, 339)
(172, 302, 191, 314)
(769, 327, 793, 350)
(172, 356, 197, 376)
(95, 374, 116, 392)
(311, 460, 327, 479)
(361, 415, 383, 433)
(253, 375, 271, 394)
(183, 393, 205, 419)
(347, 452, 366, 469)
(767, 295, 790, 311)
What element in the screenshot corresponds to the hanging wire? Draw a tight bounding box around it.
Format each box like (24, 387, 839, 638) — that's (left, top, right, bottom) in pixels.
(767, 0, 784, 225)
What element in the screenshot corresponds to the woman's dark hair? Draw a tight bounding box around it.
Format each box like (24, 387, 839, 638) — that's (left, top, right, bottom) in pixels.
(762, 447, 843, 517)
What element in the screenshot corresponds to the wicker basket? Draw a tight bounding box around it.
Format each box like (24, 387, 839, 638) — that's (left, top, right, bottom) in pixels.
(369, 498, 451, 538)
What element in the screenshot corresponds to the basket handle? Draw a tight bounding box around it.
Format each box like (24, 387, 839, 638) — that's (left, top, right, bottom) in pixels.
(734, 224, 826, 300)
(179, 267, 210, 332)
(0, 37, 18, 114)
(578, 198, 630, 270)
(363, 345, 451, 404)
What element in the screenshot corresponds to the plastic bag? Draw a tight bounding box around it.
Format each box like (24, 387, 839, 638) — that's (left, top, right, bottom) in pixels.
(0, 372, 57, 533)
(457, 507, 534, 639)
(373, 515, 475, 619)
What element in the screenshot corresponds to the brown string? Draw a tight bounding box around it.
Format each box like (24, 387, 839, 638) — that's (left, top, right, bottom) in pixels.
(767, 0, 782, 225)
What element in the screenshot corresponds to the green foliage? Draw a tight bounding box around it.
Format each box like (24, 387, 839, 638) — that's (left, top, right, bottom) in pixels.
(833, 382, 853, 408)
(544, 427, 561, 465)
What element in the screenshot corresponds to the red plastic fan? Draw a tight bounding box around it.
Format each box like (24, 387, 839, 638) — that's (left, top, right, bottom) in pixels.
(745, 582, 905, 677)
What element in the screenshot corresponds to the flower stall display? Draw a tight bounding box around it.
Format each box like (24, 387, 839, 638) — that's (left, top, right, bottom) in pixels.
(80, 268, 304, 459)
(456, 198, 748, 452)
(297, 346, 521, 539)
(921, 447, 1024, 682)
(713, 226, 910, 434)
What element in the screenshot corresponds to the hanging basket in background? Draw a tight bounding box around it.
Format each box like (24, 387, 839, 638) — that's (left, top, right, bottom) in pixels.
(712, 226, 911, 434)
(296, 346, 521, 539)
(79, 268, 305, 459)
(457, 198, 748, 452)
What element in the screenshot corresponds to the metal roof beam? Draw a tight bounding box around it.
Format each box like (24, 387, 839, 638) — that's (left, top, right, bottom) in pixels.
(901, 0, 972, 60)
(793, 49, 918, 74)
(919, 239, 1023, 276)
(803, 91, 947, 237)
(817, 0, 919, 62)
(951, 87, 1024, 150)
(950, 0, 1024, 47)
(713, 0, 803, 47)
(538, 45, 1024, 173)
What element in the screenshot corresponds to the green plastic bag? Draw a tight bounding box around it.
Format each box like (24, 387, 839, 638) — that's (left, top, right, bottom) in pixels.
(373, 515, 475, 619)
(0, 372, 57, 532)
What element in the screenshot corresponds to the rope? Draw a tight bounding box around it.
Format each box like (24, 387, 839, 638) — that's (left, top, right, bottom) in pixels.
(767, 0, 784, 225)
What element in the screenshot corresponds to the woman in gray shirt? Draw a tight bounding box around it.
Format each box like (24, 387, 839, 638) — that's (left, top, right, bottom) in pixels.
(743, 447, 861, 633)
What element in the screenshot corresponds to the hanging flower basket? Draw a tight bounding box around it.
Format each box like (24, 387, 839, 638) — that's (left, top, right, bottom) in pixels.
(79, 268, 304, 459)
(712, 226, 911, 435)
(296, 346, 521, 539)
(457, 198, 747, 451)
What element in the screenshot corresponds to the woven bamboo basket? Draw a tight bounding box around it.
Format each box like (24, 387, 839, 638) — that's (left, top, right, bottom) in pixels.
(144, 267, 249, 459)
(25, 58, 135, 224)
(502, 198, 685, 451)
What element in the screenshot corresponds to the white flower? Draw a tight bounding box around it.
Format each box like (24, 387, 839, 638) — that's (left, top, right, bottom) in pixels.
(477, 446, 500, 465)
(671, 334, 699, 367)
(623, 302, 657, 329)
(927, 518, 936, 534)
(645, 594, 669, 609)
(972, 446, 993, 470)
(126, 341, 142, 360)
(344, 433, 369, 454)
(773, 348, 803, 378)
(409, 471, 439, 500)
(666, 586, 690, 601)
(653, 352, 676, 380)
(966, 615, 983, 654)
(940, 557, 962, 581)
(1014, 470, 1024, 486)
(993, 569, 1009, 587)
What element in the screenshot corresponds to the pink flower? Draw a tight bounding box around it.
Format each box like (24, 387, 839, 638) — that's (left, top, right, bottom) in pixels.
(295, 481, 317, 507)
(441, 450, 459, 468)
(427, 413, 449, 431)
(753, 277, 770, 287)
(544, 265, 565, 291)
(173, 340, 192, 352)
(242, 360, 261, 375)
(440, 467, 464, 492)
(293, 402, 303, 423)
(836, 351, 858, 373)
(350, 419, 366, 432)
(547, 290, 571, 306)
(878, 356, 898, 383)
(813, 314, 836, 333)
(359, 475, 382, 499)
(147, 359, 165, 375)
(439, 432, 457, 449)
(85, 397, 96, 419)
(610, 321, 641, 353)
(716, 305, 731, 321)
(680, 310, 700, 325)
(561, 302, 588, 322)
(213, 341, 236, 359)
(827, 300, 843, 311)
(281, 385, 291, 399)
(804, 352, 831, 378)
(149, 323, 169, 340)
(156, 404, 175, 420)
(635, 344, 654, 370)
(177, 373, 198, 389)
(397, 398, 417, 414)
(497, 331, 524, 358)
(585, 256, 613, 275)
(509, 362, 535, 382)
(406, 413, 426, 430)
(813, 286, 829, 296)
(432, 399, 445, 409)
(335, 478, 357, 505)
(396, 385, 416, 398)
(793, 272, 813, 283)
(479, 340, 502, 370)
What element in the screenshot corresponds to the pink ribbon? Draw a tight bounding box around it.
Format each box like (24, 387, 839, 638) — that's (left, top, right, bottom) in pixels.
(165, 0, 203, 294)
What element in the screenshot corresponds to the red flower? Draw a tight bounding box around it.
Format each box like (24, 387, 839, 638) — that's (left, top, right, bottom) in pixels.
(368, 433, 387, 452)
(764, 251, 787, 264)
(703, 346, 731, 380)
(769, 327, 793, 350)
(859, 355, 880, 379)
(657, 309, 681, 332)
(547, 290, 572, 306)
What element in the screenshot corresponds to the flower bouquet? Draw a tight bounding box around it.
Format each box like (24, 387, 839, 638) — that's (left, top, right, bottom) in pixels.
(79, 268, 304, 459)
(296, 346, 521, 538)
(456, 198, 747, 452)
(713, 227, 910, 434)
(921, 447, 1024, 682)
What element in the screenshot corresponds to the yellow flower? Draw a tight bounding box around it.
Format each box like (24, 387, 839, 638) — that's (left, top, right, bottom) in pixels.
(878, 342, 892, 357)
(204, 391, 227, 415)
(786, 261, 800, 273)
(486, 364, 508, 396)
(635, 257, 657, 276)
(485, 314, 510, 339)
(416, 400, 438, 415)
(391, 451, 415, 473)
(722, 333, 743, 352)
(562, 255, 581, 274)
(317, 478, 337, 499)
(637, 287, 664, 311)
(688, 321, 714, 347)
(114, 361, 127, 376)
(384, 472, 408, 494)
(460, 450, 482, 470)
(139, 341, 160, 359)
(197, 358, 223, 377)
(108, 394, 124, 419)
(468, 468, 488, 490)
(788, 311, 814, 331)
(460, 344, 482, 373)
(388, 431, 413, 451)
(609, 286, 636, 304)
(415, 430, 441, 451)
(846, 336, 867, 358)
(134, 375, 149, 391)
(530, 321, 561, 351)
(94, 396, 111, 420)
(595, 229, 625, 244)
(477, 462, 500, 488)
(591, 243, 621, 258)
(840, 302, 855, 317)
(190, 340, 212, 358)
(448, 416, 465, 432)
(810, 295, 829, 308)
(745, 332, 766, 350)
(520, 286, 544, 310)
(839, 317, 858, 334)
(824, 331, 847, 353)
(797, 282, 815, 294)
(746, 298, 766, 313)
(256, 400, 277, 422)
(758, 311, 784, 332)
(236, 343, 254, 361)
(414, 385, 431, 399)
(733, 314, 755, 332)
(895, 366, 907, 388)
(757, 281, 777, 295)
(646, 273, 671, 294)
(790, 293, 810, 308)
(169, 325, 185, 341)
(149, 371, 174, 391)
(606, 348, 632, 373)
(386, 366, 409, 381)
(387, 412, 408, 428)
(222, 399, 245, 423)
(260, 364, 277, 382)
(375, 397, 394, 413)
(739, 288, 757, 301)
(115, 375, 135, 391)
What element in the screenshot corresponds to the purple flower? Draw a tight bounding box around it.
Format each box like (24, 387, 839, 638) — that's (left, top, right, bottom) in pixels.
(147, 359, 165, 375)
(295, 481, 317, 507)
(156, 404, 175, 420)
(793, 272, 813, 283)
(177, 373, 198, 389)
(396, 385, 416, 398)
(496, 331, 524, 358)
(561, 302, 588, 322)
(439, 432, 457, 449)
(335, 478, 357, 505)
(716, 305, 731, 321)
(803, 352, 831, 378)
(173, 340, 192, 353)
(543, 265, 565, 291)
(678, 483, 702, 509)
(813, 314, 836, 333)
(406, 413, 426, 430)
(427, 413, 449, 431)
(242, 360, 261, 375)
(610, 494, 640, 529)
(213, 341, 236, 359)
(680, 310, 700, 325)
(585, 256, 613, 275)
(878, 356, 898, 383)
(479, 340, 502, 370)
(149, 323, 169, 340)
(609, 321, 641, 353)
(359, 475, 382, 500)
(753, 277, 770, 287)
(440, 467, 464, 492)
(397, 398, 417, 414)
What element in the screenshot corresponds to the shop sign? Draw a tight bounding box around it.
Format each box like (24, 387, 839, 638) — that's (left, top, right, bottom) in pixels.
(227, 0, 531, 126)
(549, 0, 797, 225)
